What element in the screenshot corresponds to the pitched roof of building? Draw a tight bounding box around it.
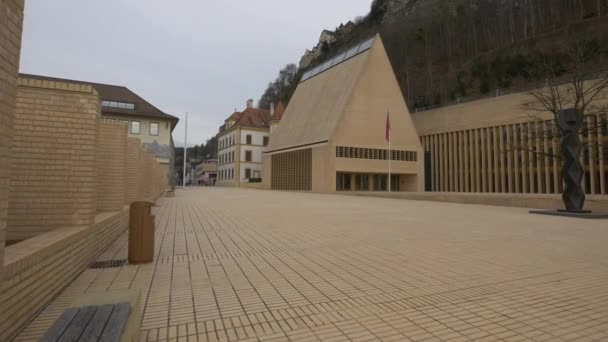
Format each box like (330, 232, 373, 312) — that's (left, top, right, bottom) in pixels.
(266, 35, 421, 154)
(266, 38, 373, 152)
(219, 107, 272, 133)
(19, 73, 179, 129)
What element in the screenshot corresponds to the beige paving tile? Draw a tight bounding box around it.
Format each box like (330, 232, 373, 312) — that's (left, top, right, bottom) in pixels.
(16, 188, 608, 341)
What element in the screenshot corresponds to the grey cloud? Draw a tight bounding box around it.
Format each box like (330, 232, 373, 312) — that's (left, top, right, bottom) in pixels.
(21, 0, 371, 146)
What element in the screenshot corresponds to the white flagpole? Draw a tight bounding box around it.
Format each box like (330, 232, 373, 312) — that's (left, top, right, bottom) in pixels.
(388, 110, 391, 193)
(183, 112, 188, 189)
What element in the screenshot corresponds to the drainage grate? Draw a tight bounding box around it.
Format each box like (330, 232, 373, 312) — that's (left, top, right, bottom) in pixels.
(89, 259, 127, 269)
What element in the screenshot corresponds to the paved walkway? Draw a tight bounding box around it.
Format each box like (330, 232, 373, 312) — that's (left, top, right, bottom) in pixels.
(18, 188, 608, 341)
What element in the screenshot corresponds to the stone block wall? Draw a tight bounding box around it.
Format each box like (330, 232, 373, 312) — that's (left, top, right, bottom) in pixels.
(140, 150, 153, 200)
(0, 0, 24, 280)
(126, 137, 141, 204)
(97, 119, 128, 212)
(8, 78, 100, 241)
(0, 208, 129, 341)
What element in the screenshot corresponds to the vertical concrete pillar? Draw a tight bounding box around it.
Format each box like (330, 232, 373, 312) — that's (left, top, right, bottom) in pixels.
(451, 132, 456, 192)
(598, 114, 606, 194)
(499, 126, 506, 193)
(588, 118, 597, 194)
(433, 134, 438, 191)
(458, 131, 464, 192)
(520, 124, 528, 193)
(481, 128, 488, 193)
(488, 128, 494, 192)
(535, 122, 544, 193)
(552, 123, 561, 194)
(506, 125, 512, 192)
(527, 122, 535, 193)
(543, 121, 552, 193)
(444, 133, 449, 192)
(492, 127, 501, 192)
(440, 133, 446, 191)
(464, 130, 470, 192)
(511, 125, 519, 193)
(475, 129, 481, 192)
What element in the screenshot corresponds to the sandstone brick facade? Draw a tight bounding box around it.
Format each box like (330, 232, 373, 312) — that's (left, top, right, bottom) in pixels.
(97, 119, 128, 212)
(0, 4, 167, 337)
(0, 0, 24, 278)
(8, 78, 100, 241)
(126, 137, 142, 204)
(0, 208, 129, 341)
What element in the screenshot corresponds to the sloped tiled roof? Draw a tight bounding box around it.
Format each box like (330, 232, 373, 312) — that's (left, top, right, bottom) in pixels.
(19, 73, 179, 129)
(219, 107, 272, 133)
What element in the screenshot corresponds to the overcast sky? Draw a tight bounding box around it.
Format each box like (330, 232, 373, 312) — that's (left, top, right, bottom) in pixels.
(20, 0, 372, 146)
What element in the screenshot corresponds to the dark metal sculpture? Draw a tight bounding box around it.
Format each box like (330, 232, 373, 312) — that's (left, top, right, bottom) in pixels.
(557, 108, 586, 212)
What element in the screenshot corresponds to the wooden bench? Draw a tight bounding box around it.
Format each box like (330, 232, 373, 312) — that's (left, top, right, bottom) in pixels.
(40, 290, 141, 342)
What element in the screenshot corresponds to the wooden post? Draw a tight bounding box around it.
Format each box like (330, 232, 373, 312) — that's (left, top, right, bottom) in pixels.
(129, 201, 155, 264)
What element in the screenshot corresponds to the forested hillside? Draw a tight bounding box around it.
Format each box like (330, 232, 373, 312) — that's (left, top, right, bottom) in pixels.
(260, 0, 608, 111)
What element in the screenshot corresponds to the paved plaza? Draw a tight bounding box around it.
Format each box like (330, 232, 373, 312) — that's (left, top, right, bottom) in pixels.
(18, 188, 608, 341)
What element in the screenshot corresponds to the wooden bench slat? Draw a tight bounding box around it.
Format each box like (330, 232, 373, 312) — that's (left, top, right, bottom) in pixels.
(98, 303, 131, 342)
(57, 306, 98, 342)
(39, 308, 80, 342)
(78, 304, 114, 342)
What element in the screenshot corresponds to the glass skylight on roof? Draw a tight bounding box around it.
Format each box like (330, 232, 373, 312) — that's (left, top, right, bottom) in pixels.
(320, 60, 333, 72)
(331, 52, 347, 66)
(358, 37, 375, 51)
(344, 46, 360, 60)
(300, 36, 376, 83)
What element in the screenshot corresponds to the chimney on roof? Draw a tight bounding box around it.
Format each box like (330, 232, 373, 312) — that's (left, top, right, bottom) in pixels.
(270, 103, 275, 115)
(246, 99, 254, 109)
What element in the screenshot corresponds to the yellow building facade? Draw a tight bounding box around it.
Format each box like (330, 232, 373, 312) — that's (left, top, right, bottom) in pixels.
(264, 36, 424, 193)
(264, 35, 608, 196)
(414, 90, 608, 195)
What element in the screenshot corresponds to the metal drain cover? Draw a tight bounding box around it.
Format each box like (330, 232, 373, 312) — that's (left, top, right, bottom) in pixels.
(89, 259, 127, 269)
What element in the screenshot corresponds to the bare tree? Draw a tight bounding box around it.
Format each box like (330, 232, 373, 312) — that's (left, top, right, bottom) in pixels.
(514, 36, 608, 162)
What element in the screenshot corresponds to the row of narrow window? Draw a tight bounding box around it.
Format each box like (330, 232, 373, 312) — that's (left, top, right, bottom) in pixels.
(336, 146, 417, 162)
(219, 135, 235, 150)
(219, 151, 234, 165)
(219, 135, 270, 150)
(219, 168, 234, 181)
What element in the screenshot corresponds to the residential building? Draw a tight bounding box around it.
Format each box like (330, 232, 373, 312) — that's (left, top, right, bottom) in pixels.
(217, 100, 284, 187)
(194, 159, 218, 186)
(264, 35, 424, 193)
(19, 74, 179, 187)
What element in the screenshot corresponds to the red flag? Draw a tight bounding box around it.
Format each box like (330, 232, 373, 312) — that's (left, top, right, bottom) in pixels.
(385, 111, 391, 143)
